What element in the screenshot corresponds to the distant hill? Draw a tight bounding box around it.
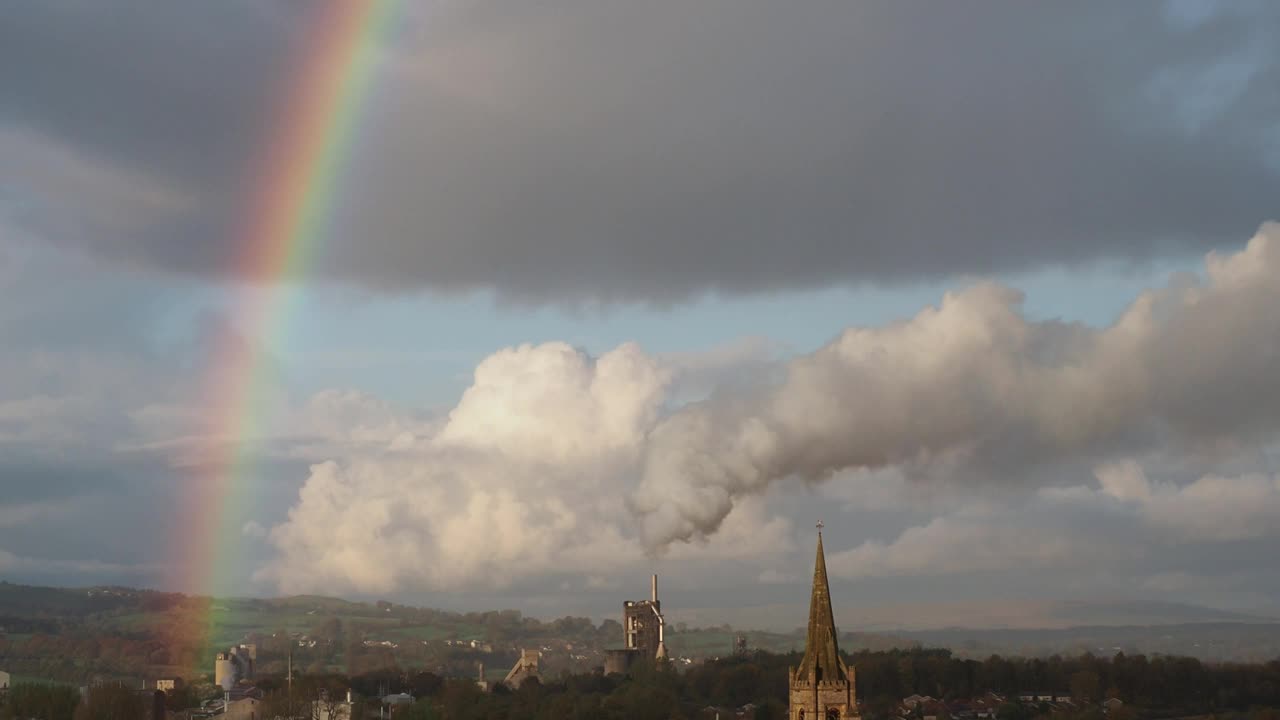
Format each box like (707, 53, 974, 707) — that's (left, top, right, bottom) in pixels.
(1, 580, 1278, 684)
(845, 598, 1274, 631)
(0, 581, 144, 617)
(892, 622, 1280, 662)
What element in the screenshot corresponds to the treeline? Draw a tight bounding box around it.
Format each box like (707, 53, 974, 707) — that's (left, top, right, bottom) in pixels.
(0, 631, 181, 682)
(244, 612, 623, 677)
(0, 583, 141, 618)
(0, 683, 79, 720)
(0, 682, 171, 720)
(248, 648, 1280, 720)
(849, 648, 1280, 713)
(0, 615, 59, 634)
(6, 648, 1280, 720)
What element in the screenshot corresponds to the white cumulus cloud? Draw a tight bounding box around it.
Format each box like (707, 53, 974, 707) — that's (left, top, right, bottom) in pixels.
(1053, 460, 1280, 543)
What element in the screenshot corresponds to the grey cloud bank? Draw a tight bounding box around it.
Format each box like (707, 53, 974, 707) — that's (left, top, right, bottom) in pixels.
(7, 2, 1280, 614)
(3, 2, 1279, 302)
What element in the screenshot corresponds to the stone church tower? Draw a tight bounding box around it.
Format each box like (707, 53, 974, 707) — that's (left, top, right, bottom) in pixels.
(789, 526, 857, 720)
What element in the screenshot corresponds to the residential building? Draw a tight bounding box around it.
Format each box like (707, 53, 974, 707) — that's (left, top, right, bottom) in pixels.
(151, 677, 183, 692)
(223, 696, 261, 720)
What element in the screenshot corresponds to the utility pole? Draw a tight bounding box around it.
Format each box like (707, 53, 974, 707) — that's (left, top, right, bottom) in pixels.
(287, 645, 294, 719)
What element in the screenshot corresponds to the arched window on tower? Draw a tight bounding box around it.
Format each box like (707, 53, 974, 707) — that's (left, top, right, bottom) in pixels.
(827, 708, 840, 720)
(798, 709, 806, 720)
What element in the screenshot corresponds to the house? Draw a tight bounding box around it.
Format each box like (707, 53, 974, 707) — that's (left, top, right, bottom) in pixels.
(383, 692, 414, 709)
(223, 696, 262, 720)
(918, 699, 948, 720)
(228, 686, 264, 702)
(971, 694, 1003, 718)
(151, 677, 183, 692)
(904, 695, 936, 709)
(1018, 692, 1061, 704)
(1103, 698, 1125, 713)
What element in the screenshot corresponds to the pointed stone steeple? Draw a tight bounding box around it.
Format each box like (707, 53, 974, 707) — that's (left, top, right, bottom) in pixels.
(789, 523, 857, 720)
(795, 526, 846, 682)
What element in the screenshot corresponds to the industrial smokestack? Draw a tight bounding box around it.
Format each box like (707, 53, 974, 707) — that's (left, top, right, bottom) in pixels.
(651, 574, 658, 603)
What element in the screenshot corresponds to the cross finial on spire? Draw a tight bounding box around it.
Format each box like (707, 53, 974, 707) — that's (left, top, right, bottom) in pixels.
(816, 519, 824, 532)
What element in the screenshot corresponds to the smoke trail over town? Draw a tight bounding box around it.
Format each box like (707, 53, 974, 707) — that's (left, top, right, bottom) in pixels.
(634, 222, 1280, 543)
(632, 223, 1280, 546)
(258, 224, 1280, 593)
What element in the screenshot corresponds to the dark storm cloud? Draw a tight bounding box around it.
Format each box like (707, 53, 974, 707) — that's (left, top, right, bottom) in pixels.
(3, 1, 1279, 302)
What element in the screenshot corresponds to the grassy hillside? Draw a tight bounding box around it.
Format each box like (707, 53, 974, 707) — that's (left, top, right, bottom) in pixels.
(2, 581, 1279, 688)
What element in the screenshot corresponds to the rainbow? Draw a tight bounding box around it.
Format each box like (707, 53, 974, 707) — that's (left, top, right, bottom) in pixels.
(171, 0, 401, 665)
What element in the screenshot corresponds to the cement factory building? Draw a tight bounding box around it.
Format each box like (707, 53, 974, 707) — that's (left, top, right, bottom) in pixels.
(604, 574, 667, 674)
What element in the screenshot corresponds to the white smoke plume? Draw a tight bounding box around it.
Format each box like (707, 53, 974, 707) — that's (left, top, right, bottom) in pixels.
(258, 342, 796, 593)
(259, 342, 666, 593)
(632, 223, 1280, 547)
(262, 224, 1280, 593)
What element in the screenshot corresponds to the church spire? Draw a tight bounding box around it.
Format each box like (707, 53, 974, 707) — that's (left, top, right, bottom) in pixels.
(796, 522, 844, 683)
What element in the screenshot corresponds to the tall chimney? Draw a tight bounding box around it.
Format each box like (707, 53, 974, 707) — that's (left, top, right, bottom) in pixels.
(651, 574, 658, 603)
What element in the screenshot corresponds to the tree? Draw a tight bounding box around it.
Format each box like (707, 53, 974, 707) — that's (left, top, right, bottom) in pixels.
(394, 699, 440, 720)
(163, 684, 200, 713)
(311, 692, 347, 720)
(996, 703, 1033, 720)
(259, 690, 293, 720)
(5, 683, 81, 720)
(756, 701, 783, 720)
(313, 617, 344, 643)
(74, 684, 144, 720)
(1071, 670, 1101, 704)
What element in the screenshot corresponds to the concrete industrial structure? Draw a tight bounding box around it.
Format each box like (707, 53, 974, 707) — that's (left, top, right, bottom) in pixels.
(605, 574, 668, 674)
(789, 524, 858, 720)
(214, 644, 257, 691)
(503, 649, 542, 689)
(625, 574, 667, 660)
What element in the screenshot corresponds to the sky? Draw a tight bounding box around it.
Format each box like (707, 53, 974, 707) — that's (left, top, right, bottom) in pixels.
(2, 0, 1280, 629)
